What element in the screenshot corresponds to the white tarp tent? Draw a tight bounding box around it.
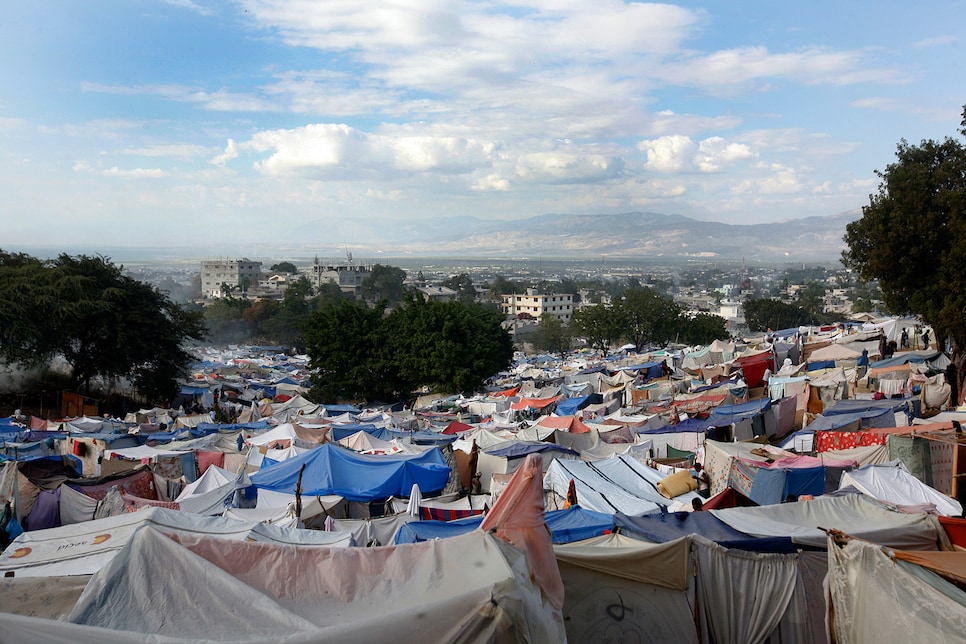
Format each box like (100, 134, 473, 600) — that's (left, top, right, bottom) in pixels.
(544, 455, 701, 514)
(0, 507, 353, 578)
(840, 461, 963, 517)
(710, 494, 946, 550)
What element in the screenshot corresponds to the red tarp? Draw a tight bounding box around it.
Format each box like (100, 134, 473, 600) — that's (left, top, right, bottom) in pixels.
(441, 421, 474, 435)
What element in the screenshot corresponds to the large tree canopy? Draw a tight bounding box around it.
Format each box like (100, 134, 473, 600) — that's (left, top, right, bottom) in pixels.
(361, 264, 407, 304)
(305, 294, 513, 402)
(743, 298, 819, 332)
(617, 287, 681, 348)
(843, 107, 966, 398)
(0, 252, 205, 402)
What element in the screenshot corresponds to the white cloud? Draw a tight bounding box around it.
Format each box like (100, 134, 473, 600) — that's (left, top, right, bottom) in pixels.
(103, 166, 168, 178)
(913, 35, 957, 49)
(639, 135, 755, 173)
(161, 0, 214, 16)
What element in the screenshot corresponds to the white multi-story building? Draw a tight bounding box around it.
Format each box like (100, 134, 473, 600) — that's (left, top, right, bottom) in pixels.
(200, 259, 262, 299)
(502, 289, 574, 323)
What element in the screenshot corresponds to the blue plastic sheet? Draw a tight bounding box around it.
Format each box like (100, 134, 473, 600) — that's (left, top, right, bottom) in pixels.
(251, 443, 451, 501)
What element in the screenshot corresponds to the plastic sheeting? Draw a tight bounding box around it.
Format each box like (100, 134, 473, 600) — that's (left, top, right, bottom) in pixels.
(840, 461, 963, 517)
(0, 507, 353, 577)
(250, 443, 451, 501)
(544, 456, 702, 515)
(711, 494, 944, 550)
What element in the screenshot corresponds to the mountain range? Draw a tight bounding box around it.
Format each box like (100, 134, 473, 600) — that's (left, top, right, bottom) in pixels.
(291, 209, 862, 262)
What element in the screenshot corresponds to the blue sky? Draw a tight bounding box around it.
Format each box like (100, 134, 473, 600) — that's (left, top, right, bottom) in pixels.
(2, 1, 964, 254)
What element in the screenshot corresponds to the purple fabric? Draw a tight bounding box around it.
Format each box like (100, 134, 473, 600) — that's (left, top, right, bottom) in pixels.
(23, 487, 62, 531)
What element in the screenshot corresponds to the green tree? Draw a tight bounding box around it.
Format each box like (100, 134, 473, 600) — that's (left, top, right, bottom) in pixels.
(442, 272, 478, 304)
(617, 287, 682, 349)
(532, 313, 572, 356)
(677, 313, 730, 345)
(571, 305, 621, 355)
(796, 282, 827, 316)
(361, 264, 407, 304)
(0, 252, 205, 402)
(270, 261, 298, 274)
(843, 107, 966, 399)
(305, 300, 391, 403)
(204, 294, 253, 344)
(485, 275, 517, 301)
(382, 294, 513, 394)
(261, 276, 315, 347)
(743, 298, 817, 332)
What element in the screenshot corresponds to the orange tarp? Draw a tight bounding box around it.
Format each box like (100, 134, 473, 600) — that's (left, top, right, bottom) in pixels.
(510, 395, 561, 411)
(534, 415, 592, 434)
(892, 549, 966, 585)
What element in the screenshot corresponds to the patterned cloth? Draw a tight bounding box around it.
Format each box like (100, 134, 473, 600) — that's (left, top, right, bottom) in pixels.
(420, 507, 485, 521)
(814, 431, 886, 453)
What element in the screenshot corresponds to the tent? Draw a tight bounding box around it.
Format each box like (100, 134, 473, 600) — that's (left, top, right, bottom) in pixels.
(0, 506, 353, 578)
(554, 533, 695, 643)
(826, 535, 966, 642)
(544, 455, 702, 515)
(710, 493, 945, 550)
(840, 461, 963, 517)
(250, 443, 452, 501)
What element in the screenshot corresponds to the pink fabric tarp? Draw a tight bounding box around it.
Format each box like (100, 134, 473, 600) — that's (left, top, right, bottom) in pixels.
(480, 453, 565, 610)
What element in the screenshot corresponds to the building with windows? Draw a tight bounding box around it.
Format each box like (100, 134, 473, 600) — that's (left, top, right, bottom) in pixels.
(502, 289, 574, 323)
(300, 259, 372, 298)
(200, 259, 262, 299)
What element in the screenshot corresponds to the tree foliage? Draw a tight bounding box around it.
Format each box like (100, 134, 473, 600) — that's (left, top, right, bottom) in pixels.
(616, 287, 682, 348)
(269, 261, 298, 274)
(843, 107, 966, 398)
(305, 300, 390, 403)
(531, 313, 572, 356)
(305, 294, 513, 402)
(0, 252, 205, 402)
(743, 298, 818, 332)
(677, 313, 730, 346)
(441, 272, 478, 304)
(571, 305, 622, 355)
(361, 264, 407, 304)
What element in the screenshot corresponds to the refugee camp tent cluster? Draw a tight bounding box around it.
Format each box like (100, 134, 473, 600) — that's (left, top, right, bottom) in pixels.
(2, 326, 964, 640)
(0, 454, 567, 642)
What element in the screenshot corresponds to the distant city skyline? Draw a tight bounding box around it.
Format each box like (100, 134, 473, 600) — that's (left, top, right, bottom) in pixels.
(2, 2, 964, 251)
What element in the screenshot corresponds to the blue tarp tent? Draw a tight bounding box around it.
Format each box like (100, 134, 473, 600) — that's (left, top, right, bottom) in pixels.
(328, 424, 393, 442)
(393, 506, 615, 545)
(615, 511, 797, 553)
(250, 443, 451, 501)
(485, 441, 579, 459)
(803, 408, 895, 432)
(822, 398, 910, 416)
(622, 361, 665, 380)
(544, 506, 615, 543)
(708, 398, 771, 425)
(555, 395, 594, 417)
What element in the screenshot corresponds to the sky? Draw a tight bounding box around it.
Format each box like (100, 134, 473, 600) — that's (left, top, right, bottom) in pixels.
(2, 1, 965, 255)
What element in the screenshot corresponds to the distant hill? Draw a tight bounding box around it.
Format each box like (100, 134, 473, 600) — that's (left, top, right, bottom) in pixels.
(339, 210, 863, 261)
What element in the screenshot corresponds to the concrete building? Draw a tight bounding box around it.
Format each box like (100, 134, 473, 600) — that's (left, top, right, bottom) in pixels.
(416, 285, 458, 303)
(201, 259, 262, 299)
(301, 259, 371, 298)
(502, 289, 574, 323)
